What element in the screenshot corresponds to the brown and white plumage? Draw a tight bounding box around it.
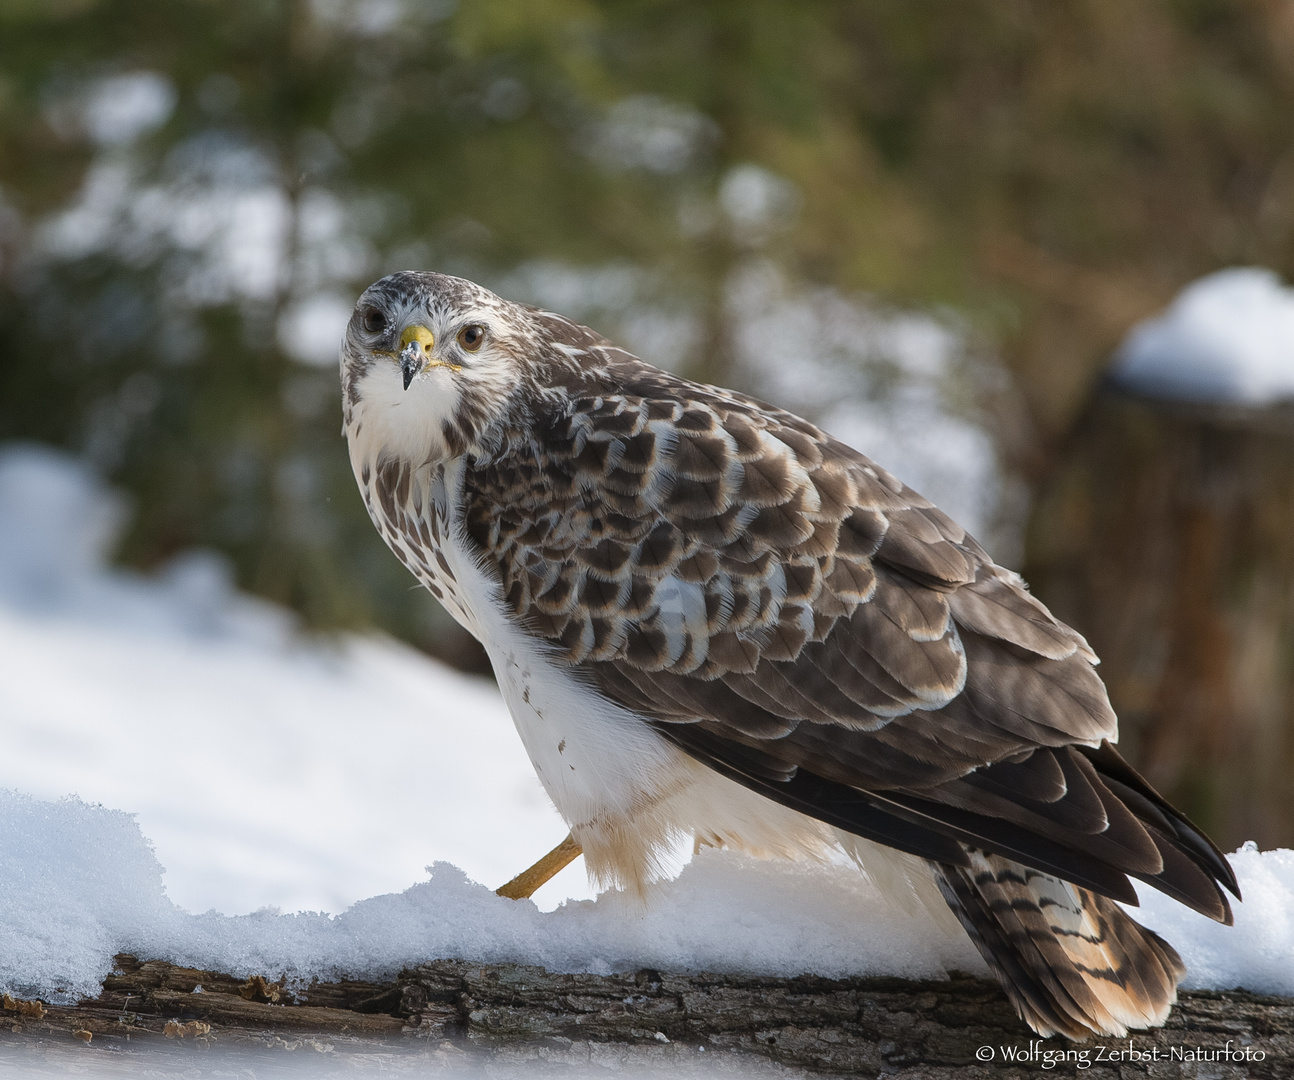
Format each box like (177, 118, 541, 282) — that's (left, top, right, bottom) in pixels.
(340, 270, 1239, 1040)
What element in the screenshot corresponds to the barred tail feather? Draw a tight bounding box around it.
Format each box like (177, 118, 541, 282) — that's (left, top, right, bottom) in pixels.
(935, 850, 1186, 1039)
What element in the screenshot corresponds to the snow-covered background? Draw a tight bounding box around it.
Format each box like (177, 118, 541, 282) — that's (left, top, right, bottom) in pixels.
(0, 442, 583, 919)
(1, 436, 1292, 1013)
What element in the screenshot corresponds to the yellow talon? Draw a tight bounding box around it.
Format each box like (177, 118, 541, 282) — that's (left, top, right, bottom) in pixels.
(495, 833, 583, 900)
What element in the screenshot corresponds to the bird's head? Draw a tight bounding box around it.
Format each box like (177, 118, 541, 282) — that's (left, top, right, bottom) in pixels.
(340, 271, 538, 470)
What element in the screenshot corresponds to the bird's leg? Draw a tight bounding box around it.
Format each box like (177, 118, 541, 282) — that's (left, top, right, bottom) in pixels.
(495, 832, 583, 900)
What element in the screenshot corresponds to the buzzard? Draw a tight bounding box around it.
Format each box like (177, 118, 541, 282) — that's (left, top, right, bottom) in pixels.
(340, 271, 1237, 1039)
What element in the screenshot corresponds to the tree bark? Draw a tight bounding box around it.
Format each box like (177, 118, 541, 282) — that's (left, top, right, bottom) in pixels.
(1, 954, 1289, 1077)
(1025, 389, 1294, 851)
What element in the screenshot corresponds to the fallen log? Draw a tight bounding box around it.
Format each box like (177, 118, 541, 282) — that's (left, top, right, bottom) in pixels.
(0, 954, 1289, 1076)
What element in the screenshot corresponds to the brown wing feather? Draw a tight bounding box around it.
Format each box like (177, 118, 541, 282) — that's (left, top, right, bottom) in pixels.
(464, 363, 1101, 748)
(460, 348, 1238, 931)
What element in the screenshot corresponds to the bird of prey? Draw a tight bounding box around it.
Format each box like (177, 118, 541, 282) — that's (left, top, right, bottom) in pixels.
(340, 270, 1238, 1040)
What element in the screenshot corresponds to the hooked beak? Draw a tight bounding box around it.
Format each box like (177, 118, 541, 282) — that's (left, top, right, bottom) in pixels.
(398, 325, 435, 391)
(395, 324, 461, 390)
(400, 347, 422, 391)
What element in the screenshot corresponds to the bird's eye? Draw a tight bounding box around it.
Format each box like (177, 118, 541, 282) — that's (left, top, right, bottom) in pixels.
(361, 308, 387, 334)
(457, 324, 486, 351)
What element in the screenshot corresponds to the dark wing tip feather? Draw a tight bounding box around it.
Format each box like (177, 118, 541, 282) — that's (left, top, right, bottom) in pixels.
(889, 741, 1237, 924)
(1078, 741, 1241, 904)
(659, 718, 1237, 928)
(869, 789, 1144, 905)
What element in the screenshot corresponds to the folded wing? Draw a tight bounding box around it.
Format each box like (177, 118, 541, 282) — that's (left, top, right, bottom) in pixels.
(461, 359, 1239, 927)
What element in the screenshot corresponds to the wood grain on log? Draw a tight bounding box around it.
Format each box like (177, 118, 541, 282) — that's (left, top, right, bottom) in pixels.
(0, 954, 1289, 1076)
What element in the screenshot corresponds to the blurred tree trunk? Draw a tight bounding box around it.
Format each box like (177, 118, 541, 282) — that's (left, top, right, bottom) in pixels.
(1024, 390, 1294, 851)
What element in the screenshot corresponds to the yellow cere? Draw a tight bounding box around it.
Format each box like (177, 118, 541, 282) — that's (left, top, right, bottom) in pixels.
(376, 324, 461, 372)
(400, 325, 435, 352)
(401, 324, 460, 371)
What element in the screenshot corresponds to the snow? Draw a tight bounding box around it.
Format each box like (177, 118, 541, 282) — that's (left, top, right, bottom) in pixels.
(40, 71, 176, 149)
(1110, 267, 1294, 405)
(719, 165, 800, 244)
(0, 788, 985, 1005)
(0, 442, 582, 917)
(1133, 842, 1294, 996)
(34, 136, 377, 318)
(0, 441, 1291, 1014)
(2, 785, 1291, 1009)
(83, 72, 177, 147)
(277, 289, 356, 365)
(586, 95, 718, 176)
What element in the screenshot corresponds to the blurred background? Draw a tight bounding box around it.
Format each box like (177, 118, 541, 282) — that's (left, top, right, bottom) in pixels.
(2, 0, 1292, 872)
